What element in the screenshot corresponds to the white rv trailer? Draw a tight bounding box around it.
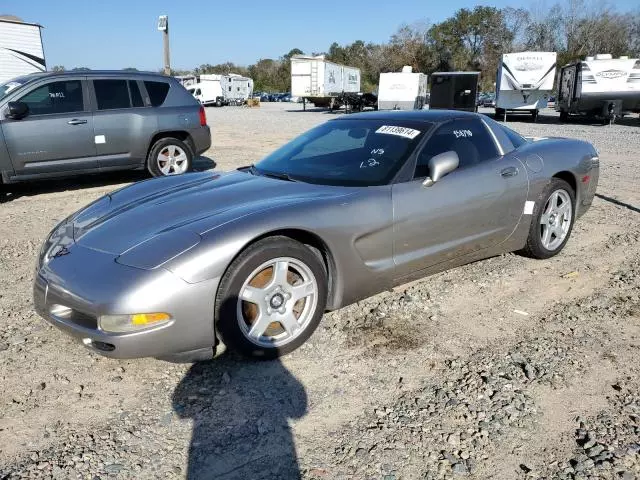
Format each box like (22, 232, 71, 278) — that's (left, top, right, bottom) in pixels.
(377, 66, 428, 110)
(0, 16, 46, 84)
(220, 74, 254, 105)
(175, 75, 198, 87)
(556, 54, 640, 123)
(495, 51, 557, 121)
(290, 55, 361, 107)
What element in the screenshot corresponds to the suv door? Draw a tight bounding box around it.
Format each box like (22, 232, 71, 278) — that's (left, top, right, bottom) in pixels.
(1, 78, 97, 176)
(90, 78, 157, 169)
(391, 118, 528, 277)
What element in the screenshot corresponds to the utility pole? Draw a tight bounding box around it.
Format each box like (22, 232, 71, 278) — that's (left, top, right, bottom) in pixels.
(158, 15, 170, 75)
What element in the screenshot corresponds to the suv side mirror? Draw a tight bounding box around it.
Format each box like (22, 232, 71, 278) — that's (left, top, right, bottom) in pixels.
(422, 150, 459, 187)
(6, 101, 29, 120)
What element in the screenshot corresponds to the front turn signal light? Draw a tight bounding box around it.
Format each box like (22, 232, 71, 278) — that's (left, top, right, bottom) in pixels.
(99, 313, 172, 333)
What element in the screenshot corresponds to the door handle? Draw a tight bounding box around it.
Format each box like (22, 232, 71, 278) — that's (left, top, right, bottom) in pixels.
(500, 166, 518, 178)
(67, 119, 87, 125)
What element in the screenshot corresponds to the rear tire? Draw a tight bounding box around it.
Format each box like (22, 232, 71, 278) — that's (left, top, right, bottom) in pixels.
(147, 137, 193, 177)
(215, 236, 328, 359)
(520, 178, 575, 259)
(559, 110, 569, 122)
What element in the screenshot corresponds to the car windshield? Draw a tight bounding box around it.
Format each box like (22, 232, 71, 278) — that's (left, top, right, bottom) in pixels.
(254, 118, 431, 186)
(0, 76, 32, 101)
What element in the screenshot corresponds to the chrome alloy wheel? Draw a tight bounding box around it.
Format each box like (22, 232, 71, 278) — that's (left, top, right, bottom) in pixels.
(540, 189, 572, 251)
(157, 145, 188, 175)
(237, 257, 318, 348)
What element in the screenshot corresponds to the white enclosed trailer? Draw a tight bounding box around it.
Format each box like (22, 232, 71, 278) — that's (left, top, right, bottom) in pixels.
(0, 16, 46, 83)
(495, 51, 557, 121)
(556, 54, 640, 123)
(291, 55, 361, 107)
(378, 66, 428, 110)
(221, 74, 254, 105)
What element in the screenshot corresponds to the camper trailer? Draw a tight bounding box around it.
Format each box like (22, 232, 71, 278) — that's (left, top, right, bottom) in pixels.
(175, 75, 198, 88)
(556, 54, 640, 123)
(290, 55, 361, 107)
(495, 51, 556, 121)
(188, 74, 253, 106)
(429, 72, 480, 112)
(0, 16, 45, 83)
(221, 74, 254, 105)
(378, 66, 428, 110)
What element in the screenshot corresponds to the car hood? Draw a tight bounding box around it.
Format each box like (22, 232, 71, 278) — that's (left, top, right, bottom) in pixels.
(71, 171, 349, 255)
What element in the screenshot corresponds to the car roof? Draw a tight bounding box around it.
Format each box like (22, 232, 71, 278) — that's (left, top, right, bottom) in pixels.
(335, 109, 481, 123)
(13, 70, 170, 81)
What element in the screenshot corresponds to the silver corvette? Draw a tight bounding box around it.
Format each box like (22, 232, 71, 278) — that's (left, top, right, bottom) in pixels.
(34, 110, 599, 361)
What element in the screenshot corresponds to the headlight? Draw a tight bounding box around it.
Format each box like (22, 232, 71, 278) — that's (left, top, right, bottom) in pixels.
(99, 313, 172, 333)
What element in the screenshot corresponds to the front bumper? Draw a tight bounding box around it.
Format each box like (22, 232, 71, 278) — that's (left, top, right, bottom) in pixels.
(34, 243, 219, 359)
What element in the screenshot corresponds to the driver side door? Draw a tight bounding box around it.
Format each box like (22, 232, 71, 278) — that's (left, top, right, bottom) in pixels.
(1, 77, 97, 177)
(392, 118, 528, 278)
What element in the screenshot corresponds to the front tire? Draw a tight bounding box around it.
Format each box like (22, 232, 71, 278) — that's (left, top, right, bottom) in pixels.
(215, 237, 328, 359)
(147, 137, 193, 177)
(521, 178, 575, 259)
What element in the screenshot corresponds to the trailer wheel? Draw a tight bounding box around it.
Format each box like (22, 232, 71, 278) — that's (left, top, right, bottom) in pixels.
(494, 108, 504, 121)
(531, 110, 539, 122)
(215, 100, 222, 107)
(559, 110, 568, 122)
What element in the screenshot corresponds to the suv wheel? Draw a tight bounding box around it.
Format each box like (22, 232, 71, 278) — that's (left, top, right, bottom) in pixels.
(147, 137, 193, 177)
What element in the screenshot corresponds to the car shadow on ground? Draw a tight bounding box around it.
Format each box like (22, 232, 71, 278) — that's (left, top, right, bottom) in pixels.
(0, 156, 216, 203)
(173, 353, 307, 480)
(595, 193, 640, 214)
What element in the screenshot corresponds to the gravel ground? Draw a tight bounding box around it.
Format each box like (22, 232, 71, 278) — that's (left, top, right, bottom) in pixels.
(0, 103, 639, 479)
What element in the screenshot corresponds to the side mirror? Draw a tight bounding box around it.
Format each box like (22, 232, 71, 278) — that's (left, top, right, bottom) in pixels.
(422, 151, 459, 187)
(6, 101, 29, 120)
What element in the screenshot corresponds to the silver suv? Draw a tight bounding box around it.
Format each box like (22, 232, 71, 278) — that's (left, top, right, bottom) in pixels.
(0, 71, 211, 184)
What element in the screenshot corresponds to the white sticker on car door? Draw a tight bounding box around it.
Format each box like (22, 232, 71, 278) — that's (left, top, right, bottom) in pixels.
(523, 200, 535, 215)
(95, 135, 106, 144)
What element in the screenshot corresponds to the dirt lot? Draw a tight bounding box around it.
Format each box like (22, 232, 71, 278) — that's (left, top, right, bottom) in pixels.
(1, 103, 639, 479)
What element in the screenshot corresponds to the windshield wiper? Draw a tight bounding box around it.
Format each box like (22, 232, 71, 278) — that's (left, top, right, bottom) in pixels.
(241, 164, 300, 182)
(260, 170, 298, 182)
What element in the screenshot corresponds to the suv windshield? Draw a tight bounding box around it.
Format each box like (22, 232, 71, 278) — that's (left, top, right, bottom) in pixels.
(254, 119, 431, 186)
(0, 76, 32, 101)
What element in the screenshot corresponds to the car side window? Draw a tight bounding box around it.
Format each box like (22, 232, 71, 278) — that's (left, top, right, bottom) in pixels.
(414, 119, 500, 178)
(94, 80, 130, 110)
(144, 81, 170, 107)
(129, 81, 144, 107)
(18, 80, 84, 116)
